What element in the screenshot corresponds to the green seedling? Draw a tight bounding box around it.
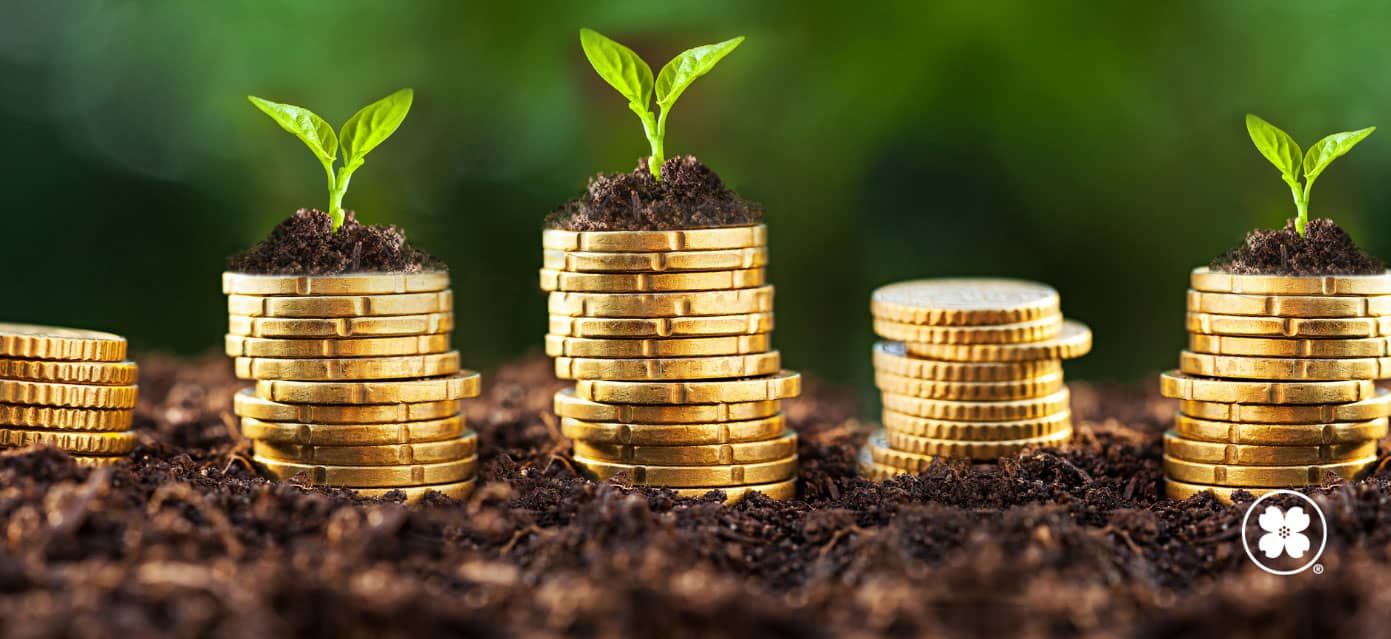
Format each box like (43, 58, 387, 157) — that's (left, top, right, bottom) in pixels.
(579, 28, 744, 180)
(1245, 114, 1375, 237)
(248, 89, 414, 231)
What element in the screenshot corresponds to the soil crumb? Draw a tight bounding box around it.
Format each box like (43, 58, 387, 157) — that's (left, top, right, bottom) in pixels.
(1210, 217, 1384, 275)
(227, 209, 445, 274)
(545, 155, 764, 231)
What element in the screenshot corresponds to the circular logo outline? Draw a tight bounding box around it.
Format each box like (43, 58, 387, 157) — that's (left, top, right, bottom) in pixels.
(1240, 489, 1327, 576)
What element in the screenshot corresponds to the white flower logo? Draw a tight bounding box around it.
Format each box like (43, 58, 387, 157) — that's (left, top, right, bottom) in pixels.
(1256, 505, 1312, 559)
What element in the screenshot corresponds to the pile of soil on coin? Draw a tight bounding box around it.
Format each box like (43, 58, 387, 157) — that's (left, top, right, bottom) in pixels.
(545, 155, 765, 231)
(1209, 217, 1384, 275)
(227, 209, 445, 275)
(3, 355, 1390, 637)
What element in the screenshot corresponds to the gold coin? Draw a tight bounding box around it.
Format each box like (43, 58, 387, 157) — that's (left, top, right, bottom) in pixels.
(234, 352, 461, 381)
(1190, 267, 1391, 296)
(225, 334, 451, 358)
(1179, 351, 1391, 381)
(0, 359, 138, 385)
(573, 453, 797, 487)
(549, 312, 773, 339)
(859, 457, 909, 481)
(553, 388, 779, 424)
(872, 342, 1061, 381)
(880, 388, 1071, 422)
(574, 370, 801, 405)
(1163, 430, 1377, 466)
(873, 315, 1063, 345)
(561, 413, 786, 446)
(865, 432, 938, 471)
(0, 323, 127, 362)
(1174, 414, 1388, 446)
(545, 334, 772, 359)
(254, 455, 477, 487)
(882, 409, 1071, 441)
(543, 247, 768, 273)
(239, 415, 466, 446)
(574, 431, 797, 466)
(254, 432, 477, 466)
(228, 313, 454, 338)
(873, 370, 1064, 401)
(555, 351, 780, 381)
(1186, 312, 1391, 338)
(548, 286, 775, 318)
(222, 271, 450, 296)
(1188, 333, 1391, 359)
(539, 268, 766, 293)
(541, 225, 766, 252)
(0, 427, 136, 454)
(234, 388, 461, 424)
(255, 371, 482, 405)
(880, 428, 1072, 461)
(1178, 392, 1391, 424)
(0, 404, 133, 431)
(870, 279, 1061, 326)
(904, 320, 1092, 362)
(0, 379, 138, 409)
(350, 479, 476, 503)
(226, 291, 453, 318)
(1159, 370, 1376, 404)
(71, 455, 126, 467)
(1186, 290, 1391, 318)
(669, 478, 796, 501)
(1163, 454, 1374, 487)
(1164, 478, 1274, 503)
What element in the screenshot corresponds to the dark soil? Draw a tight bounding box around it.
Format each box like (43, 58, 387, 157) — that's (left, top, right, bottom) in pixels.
(3, 356, 1390, 638)
(545, 156, 765, 231)
(227, 209, 445, 275)
(1209, 217, 1385, 275)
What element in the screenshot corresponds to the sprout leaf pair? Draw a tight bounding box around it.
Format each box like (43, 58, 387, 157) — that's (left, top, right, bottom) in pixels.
(1246, 114, 1375, 237)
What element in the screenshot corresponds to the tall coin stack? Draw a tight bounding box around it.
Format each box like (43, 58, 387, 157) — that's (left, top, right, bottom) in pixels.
(223, 271, 481, 502)
(1161, 268, 1391, 502)
(859, 279, 1093, 478)
(542, 225, 802, 501)
(0, 323, 138, 465)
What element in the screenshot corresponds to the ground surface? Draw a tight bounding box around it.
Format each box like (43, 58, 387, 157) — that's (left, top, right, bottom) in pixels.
(2, 355, 1390, 638)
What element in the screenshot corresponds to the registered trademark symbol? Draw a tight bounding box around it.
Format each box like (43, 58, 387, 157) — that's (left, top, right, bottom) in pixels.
(1312, 564, 1324, 575)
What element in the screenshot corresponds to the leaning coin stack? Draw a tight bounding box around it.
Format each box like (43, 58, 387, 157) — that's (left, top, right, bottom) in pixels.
(223, 271, 481, 502)
(1161, 268, 1391, 502)
(0, 323, 138, 465)
(859, 279, 1093, 478)
(542, 225, 801, 501)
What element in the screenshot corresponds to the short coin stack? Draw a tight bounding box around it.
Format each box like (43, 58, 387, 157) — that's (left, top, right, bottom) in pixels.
(0, 323, 138, 465)
(223, 271, 481, 502)
(859, 279, 1092, 478)
(1161, 268, 1391, 502)
(542, 225, 801, 501)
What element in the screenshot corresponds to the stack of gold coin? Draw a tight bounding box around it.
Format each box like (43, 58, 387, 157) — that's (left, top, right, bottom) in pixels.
(0, 323, 138, 465)
(542, 225, 801, 501)
(858, 279, 1092, 478)
(1161, 268, 1391, 502)
(222, 271, 481, 502)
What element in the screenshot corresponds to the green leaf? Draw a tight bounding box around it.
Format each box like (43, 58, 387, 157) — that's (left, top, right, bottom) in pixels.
(248, 96, 338, 169)
(579, 28, 653, 110)
(655, 36, 744, 110)
(339, 88, 414, 165)
(1244, 114, 1301, 181)
(1303, 126, 1376, 183)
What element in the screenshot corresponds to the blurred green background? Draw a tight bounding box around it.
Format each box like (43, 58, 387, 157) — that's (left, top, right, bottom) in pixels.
(4, 1, 1391, 395)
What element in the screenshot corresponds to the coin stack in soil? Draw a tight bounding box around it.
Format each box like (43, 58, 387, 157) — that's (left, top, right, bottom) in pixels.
(542, 225, 801, 501)
(859, 279, 1093, 478)
(223, 271, 480, 502)
(0, 323, 138, 464)
(1161, 268, 1391, 502)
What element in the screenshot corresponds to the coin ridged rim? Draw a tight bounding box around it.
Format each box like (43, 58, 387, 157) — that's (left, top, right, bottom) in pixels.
(870, 279, 1061, 326)
(541, 225, 767, 252)
(1177, 392, 1391, 424)
(1178, 350, 1391, 381)
(1190, 267, 1391, 296)
(882, 409, 1072, 441)
(0, 379, 139, 409)
(1188, 333, 1391, 359)
(1186, 311, 1391, 338)
(880, 388, 1072, 422)
(573, 431, 796, 466)
(548, 287, 776, 318)
(0, 404, 134, 431)
(225, 334, 452, 358)
(1164, 478, 1274, 503)
(253, 432, 477, 466)
(873, 315, 1063, 345)
(903, 320, 1092, 361)
(872, 342, 1061, 381)
(234, 388, 462, 424)
(71, 455, 126, 467)
(549, 312, 774, 339)
(1159, 370, 1376, 404)
(561, 414, 786, 446)
(255, 371, 482, 405)
(543, 247, 769, 273)
(1162, 453, 1375, 487)
(555, 351, 780, 381)
(873, 370, 1065, 401)
(0, 323, 127, 362)
(226, 290, 454, 318)
(545, 334, 773, 359)
(859, 456, 909, 480)
(574, 370, 801, 405)
(553, 388, 779, 424)
(239, 415, 467, 446)
(0, 359, 138, 385)
(228, 313, 455, 339)
(539, 267, 766, 293)
(1162, 430, 1378, 466)
(1186, 289, 1391, 318)
(669, 478, 796, 501)
(234, 351, 462, 381)
(1175, 414, 1389, 446)
(254, 455, 477, 487)
(350, 479, 476, 503)
(878, 428, 1072, 461)
(222, 271, 450, 296)
(0, 427, 136, 454)
(573, 453, 797, 487)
